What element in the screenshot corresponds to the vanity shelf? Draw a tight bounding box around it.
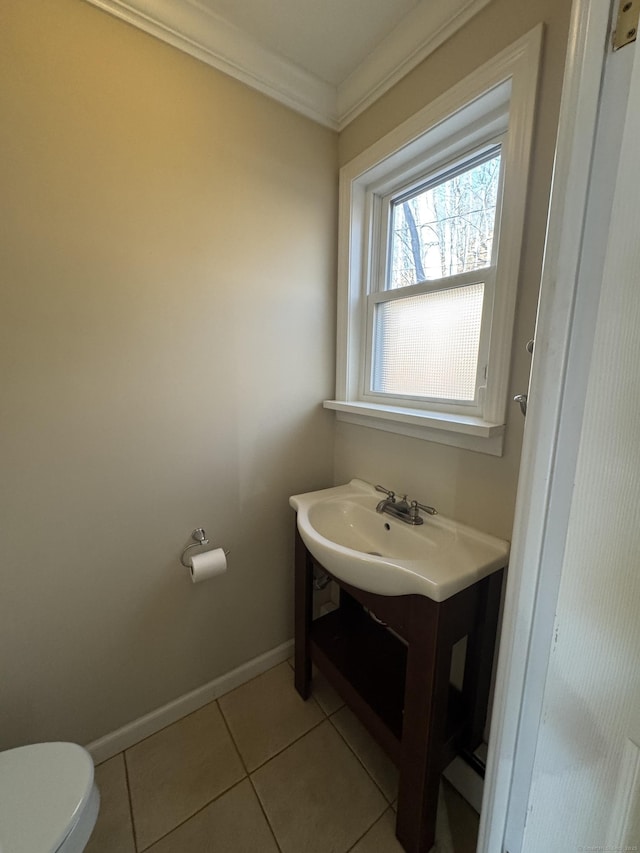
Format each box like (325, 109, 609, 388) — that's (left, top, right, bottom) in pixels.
(310, 600, 406, 760)
(294, 528, 504, 853)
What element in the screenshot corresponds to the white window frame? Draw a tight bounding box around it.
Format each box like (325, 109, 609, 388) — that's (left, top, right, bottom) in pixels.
(324, 26, 542, 456)
(364, 142, 504, 415)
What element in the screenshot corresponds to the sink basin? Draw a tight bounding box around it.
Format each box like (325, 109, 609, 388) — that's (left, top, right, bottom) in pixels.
(290, 479, 509, 601)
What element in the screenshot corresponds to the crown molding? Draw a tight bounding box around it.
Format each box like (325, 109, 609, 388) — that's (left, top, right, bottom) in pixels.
(83, 0, 339, 127)
(83, 0, 492, 131)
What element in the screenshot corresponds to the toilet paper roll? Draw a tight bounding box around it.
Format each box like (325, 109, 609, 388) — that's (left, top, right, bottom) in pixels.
(189, 548, 227, 583)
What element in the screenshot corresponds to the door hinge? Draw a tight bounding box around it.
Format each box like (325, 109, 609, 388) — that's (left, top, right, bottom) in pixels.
(613, 0, 639, 50)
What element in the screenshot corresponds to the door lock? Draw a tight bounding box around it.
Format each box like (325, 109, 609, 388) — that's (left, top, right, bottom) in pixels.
(514, 393, 528, 417)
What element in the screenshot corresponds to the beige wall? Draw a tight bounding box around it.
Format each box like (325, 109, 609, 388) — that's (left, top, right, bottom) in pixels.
(336, 0, 572, 540)
(0, 0, 337, 748)
(1, 0, 572, 751)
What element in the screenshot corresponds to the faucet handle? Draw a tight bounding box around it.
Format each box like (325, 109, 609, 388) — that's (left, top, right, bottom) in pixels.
(375, 485, 396, 501)
(410, 500, 438, 516)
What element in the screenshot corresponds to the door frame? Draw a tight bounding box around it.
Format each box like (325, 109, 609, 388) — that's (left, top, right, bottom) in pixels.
(478, 1, 618, 850)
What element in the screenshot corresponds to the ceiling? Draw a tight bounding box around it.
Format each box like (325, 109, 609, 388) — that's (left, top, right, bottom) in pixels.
(197, 0, 421, 86)
(83, 0, 491, 129)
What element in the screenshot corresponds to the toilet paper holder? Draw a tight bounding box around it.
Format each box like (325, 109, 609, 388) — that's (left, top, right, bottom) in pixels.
(180, 528, 229, 568)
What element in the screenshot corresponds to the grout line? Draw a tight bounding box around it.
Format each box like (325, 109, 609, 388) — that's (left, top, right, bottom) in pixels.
(126, 698, 250, 852)
(118, 662, 288, 848)
(120, 696, 218, 755)
(244, 716, 327, 774)
(135, 777, 250, 853)
(217, 686, 327, 774)
(108, 662, 296, 853)
(247, 774, 284, 853)
(213, 699, 248, 782)
(121, 749, 140, 853)
(216, 659, 328, 774)
(344, 807, 395, 853)
(122, 662, 350, 853)
(327, 711, 397, 805)
(217, 699, 283, 853)
(217, 698, 250, 777)
(117, 659, 290, 759)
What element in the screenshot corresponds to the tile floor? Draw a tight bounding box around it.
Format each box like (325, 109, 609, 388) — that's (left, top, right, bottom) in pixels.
(85, 660, 479, 853)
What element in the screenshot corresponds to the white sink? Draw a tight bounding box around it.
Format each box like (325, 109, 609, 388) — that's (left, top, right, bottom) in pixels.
(290, 479, 509, 601)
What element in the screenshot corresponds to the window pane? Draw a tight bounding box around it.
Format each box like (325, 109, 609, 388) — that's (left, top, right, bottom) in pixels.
(372, 283, 484, 401)
(389, 154, 500, 288)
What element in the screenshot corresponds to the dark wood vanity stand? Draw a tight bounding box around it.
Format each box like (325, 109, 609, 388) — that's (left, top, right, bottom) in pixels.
(294, 529, 504, 853)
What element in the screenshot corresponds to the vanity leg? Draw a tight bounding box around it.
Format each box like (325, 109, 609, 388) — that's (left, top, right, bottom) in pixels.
(461, 569, 503, 749)
(294, 529, 313, 700)
(396, 601, 452, 853)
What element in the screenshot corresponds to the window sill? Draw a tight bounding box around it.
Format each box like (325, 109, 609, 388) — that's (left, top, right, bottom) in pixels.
(323, 400, 505, 456)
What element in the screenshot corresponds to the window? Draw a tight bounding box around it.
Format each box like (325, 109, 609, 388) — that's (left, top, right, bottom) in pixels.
(367, 147, 502, 410)
(325, 29, 542, 456)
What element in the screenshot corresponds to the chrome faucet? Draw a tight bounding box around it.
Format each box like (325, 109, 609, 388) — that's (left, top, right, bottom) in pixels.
(375, 485, 396, 513)
(375, 485, 437, 525)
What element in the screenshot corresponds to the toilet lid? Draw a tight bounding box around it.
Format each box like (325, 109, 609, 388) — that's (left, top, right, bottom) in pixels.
(0, 742, 94, 853)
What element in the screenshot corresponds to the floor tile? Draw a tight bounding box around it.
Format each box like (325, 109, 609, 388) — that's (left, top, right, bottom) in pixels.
(146, 779, 279, 853)
(349, 809, 404, 853)
(218, 661, 324, 771)
(126, 702, 245, 850)
(312, 668, 345, 715)
(431, 785, 455, 853)
(475, 741, 488, 763)
(441, 779, 479, 853)
(349, 783, 477, 853)
(85, 754, 135, 853)
(331, 706, 399, 802)
(287, 656, 344, 715)
(252, 720, 387, 853)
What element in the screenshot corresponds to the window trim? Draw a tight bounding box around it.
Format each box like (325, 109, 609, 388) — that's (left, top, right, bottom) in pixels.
(363, 141, 504, 415)
(325, 26, 543, 457)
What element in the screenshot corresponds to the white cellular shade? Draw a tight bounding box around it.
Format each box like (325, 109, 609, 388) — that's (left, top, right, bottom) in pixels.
(372, 283, 484, 400)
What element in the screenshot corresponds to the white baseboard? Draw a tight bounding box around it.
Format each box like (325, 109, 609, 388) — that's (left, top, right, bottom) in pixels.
(443, 755, 484, 814)
(87, 639, 294, 765)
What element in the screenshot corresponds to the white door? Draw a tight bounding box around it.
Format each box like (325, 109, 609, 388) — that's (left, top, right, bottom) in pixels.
(480, 0, 640, 850)
(519, 17, 640, 848)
